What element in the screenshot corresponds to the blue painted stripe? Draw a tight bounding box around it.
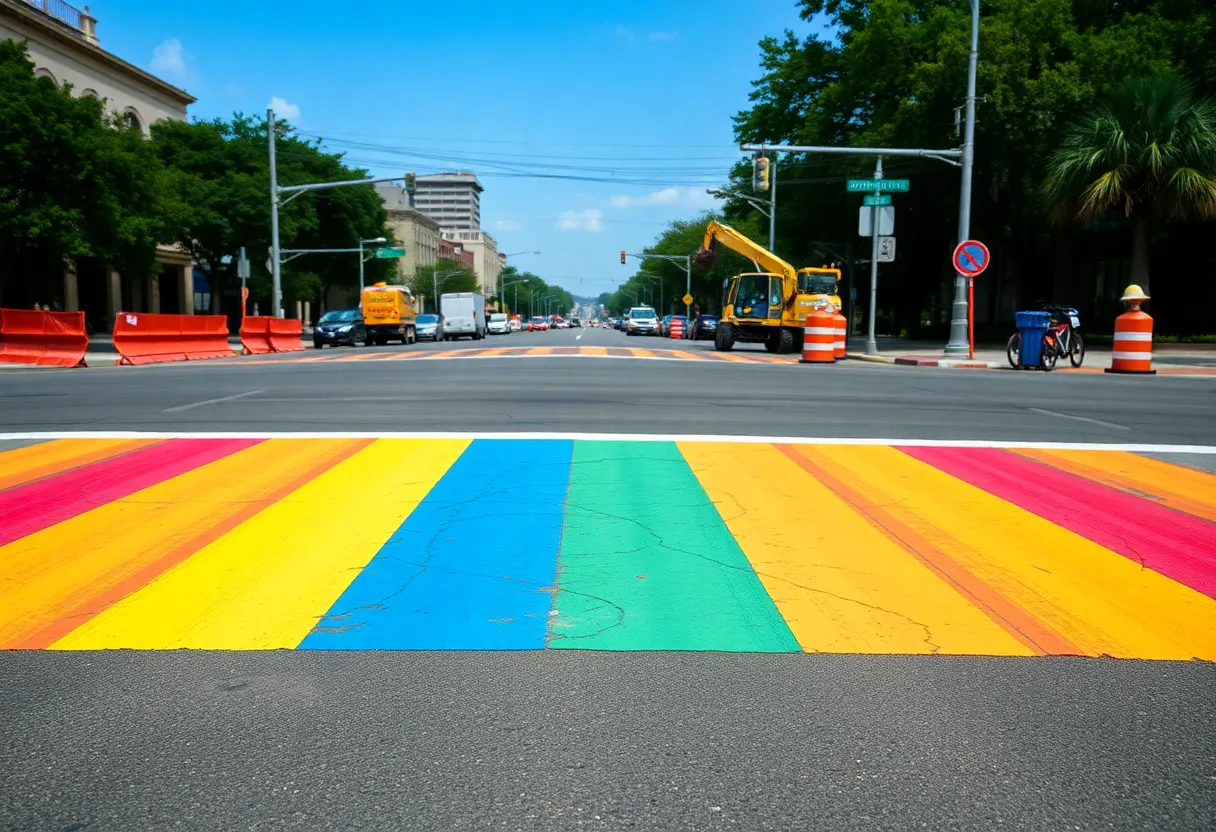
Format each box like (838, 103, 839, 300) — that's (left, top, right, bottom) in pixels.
(299, 439, 573, 649)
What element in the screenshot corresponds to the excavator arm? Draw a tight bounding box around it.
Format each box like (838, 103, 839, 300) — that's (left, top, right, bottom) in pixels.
(694, 221, 798, 281)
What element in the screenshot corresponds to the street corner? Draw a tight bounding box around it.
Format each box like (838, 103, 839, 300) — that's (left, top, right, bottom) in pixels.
(1, 434, 1214, 659)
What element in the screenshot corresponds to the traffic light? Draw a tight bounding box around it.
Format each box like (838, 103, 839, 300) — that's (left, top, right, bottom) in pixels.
(404, 172, 417, 194)
(752, 156, 770, 193)
(620, 250, 627, 264)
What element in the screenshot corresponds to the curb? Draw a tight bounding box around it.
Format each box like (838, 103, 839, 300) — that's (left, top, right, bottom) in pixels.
(846, 352, 1004, 369)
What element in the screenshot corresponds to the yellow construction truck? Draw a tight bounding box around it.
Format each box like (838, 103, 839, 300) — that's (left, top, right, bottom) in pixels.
(360, 282, 418, 345)
(694, 221, 841, 353)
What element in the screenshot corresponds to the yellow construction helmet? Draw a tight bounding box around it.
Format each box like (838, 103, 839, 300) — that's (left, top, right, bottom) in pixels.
(1121, 284, 1149, 302)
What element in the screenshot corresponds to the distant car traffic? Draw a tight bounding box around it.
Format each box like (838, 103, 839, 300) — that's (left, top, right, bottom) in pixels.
(687, 314, 719, 340)
(487, 312, 511, 335)
(571, 318, 582, 327)
(313, 309, 366, 348)
(529, 316, 549, 331)
(416, 313, 445, 342)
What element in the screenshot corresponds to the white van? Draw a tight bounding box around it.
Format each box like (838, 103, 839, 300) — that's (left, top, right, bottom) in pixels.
(487, 313, 511, 335)
(440, 292, 486, 340)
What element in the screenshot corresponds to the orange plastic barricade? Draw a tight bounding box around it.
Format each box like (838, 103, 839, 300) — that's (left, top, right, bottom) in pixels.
(0, 309, 89, 367)
(240, 316, 273, 355)
(1106, 285, 1155, 375)
(669, 317, 684, 339)
(799, 310, 836, 364)
(112, 313, 233, 365)
(267, 317, 304, 353)
(832, 310, 848, 360)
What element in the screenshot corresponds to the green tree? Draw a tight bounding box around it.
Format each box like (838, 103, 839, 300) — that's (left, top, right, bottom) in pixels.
(1043, 76, 1216, 292)
(0, 39, 167, 306)
(409, 259, 478, 312)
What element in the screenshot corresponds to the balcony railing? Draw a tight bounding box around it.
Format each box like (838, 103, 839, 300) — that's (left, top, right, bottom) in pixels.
(21, 0, 91, 36)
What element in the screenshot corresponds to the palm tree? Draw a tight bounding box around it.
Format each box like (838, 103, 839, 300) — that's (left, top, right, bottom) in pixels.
(1043, 76, 1216, 293)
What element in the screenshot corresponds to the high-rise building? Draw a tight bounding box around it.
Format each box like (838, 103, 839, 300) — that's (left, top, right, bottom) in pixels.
(414, 172, 482, 231)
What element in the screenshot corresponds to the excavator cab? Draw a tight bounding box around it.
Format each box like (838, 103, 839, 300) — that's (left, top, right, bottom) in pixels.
(729, 274, 783, 321)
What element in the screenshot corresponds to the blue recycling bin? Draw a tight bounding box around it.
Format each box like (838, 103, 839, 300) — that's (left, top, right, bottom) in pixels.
(1015, 311, 1052, 367)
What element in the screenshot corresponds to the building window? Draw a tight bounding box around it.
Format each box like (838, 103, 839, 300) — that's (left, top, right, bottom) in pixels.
(122, 108, 142, 132)
(34, 67, 58, 84)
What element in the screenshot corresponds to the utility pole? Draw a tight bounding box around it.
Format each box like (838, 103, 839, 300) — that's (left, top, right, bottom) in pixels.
(769, 154, 778, 252)
(267, 109, 282, 318)
(945, 0, 980, 356)
(866, 157, 882, 355)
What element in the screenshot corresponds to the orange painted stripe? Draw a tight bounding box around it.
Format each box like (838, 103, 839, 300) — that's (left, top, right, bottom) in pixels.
(776, 444, 1083, 656)
(0, 438, 163, 492)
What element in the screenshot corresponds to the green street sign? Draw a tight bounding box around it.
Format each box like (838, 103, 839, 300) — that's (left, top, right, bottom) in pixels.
(847, 179, 910, 193)
(863, 194, 893, 206)
(374, 247, 406, 259)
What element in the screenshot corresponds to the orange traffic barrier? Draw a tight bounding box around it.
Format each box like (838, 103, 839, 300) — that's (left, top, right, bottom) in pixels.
(267, 317, 304, 353)
(669, 317, 684, 339)
(0, 309, 88, 367)
(799, 310, 836, 364)
(240, 316, 273, 355)
(1106, 285, 1154, 375)
(112, 312, 233, 365)
(832, 310, 848, 360)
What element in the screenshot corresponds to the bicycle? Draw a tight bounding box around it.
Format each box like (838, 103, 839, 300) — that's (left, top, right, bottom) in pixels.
(1006, 303, 1085, 371)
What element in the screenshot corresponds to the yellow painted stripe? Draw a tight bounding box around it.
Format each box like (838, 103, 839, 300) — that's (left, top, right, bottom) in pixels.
(667, 350, 701, 360)
(52, 439, 470, 650)
(0, 439, 366, 649)
(1013, 449, 1216, 524)
(629, 348, 655, 357)
(795, 445, 1216, 660)
(680, 442, 1032, 656)
(0, 438, 161, 491)
(712, 352, 750, 362)
(525, 347, 552, 356)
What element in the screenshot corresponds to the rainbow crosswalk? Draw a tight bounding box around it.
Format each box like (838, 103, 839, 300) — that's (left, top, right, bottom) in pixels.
(1, 436, 1214, 657)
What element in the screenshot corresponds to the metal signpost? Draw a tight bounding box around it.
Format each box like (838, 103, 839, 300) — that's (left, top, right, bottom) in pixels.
(952, 239, 989, 359)
(849, 163, 911, 354)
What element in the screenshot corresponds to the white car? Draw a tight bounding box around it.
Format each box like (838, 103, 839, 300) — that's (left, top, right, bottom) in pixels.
(508, 317, 521, 332)
(487, 313, 511, 335)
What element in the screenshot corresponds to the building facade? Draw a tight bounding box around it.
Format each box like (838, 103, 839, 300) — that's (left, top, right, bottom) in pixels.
(414, 172, 483, 231)
(376, 184, 440, 281)
(441, 230, 499, 296)
(2, 0, 196, 328)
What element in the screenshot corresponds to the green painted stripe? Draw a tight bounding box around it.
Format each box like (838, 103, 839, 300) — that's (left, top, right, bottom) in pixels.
(549, 441, 799, 651)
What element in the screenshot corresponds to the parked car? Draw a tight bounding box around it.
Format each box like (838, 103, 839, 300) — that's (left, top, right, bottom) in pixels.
(528, 316, 549, 332)
(688, 314, 719, 340)
(313, 309, 366, 348)
(571, 318, 582, 328)
(509, 316, 522, 332)
(555, 319, 571, 329)
(488, 313, 511, 335)
(416, 313, 445, 342)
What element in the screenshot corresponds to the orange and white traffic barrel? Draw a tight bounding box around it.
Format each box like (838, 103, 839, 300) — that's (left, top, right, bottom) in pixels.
(799, 310, 836, 364)
(669, 317, 684, 339)
(832, 309, 848, 360)
(1105, 285, 1155, 375)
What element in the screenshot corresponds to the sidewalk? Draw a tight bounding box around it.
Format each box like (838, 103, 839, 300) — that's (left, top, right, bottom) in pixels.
(845, 336, 1216, 372)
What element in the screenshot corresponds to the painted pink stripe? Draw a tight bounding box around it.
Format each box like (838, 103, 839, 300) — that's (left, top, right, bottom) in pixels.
(898, 446, 1216, 600)
(0, 439, 263, 547)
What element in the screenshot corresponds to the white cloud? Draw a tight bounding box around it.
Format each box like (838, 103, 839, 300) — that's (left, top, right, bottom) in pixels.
(555, 209, 604, 233)
(150, 39, 196, 85)
(649, 31, 678, 42)
(609, 188, 714, 209)
(268, 96, 301, 121)
(492, 219, 523, 232)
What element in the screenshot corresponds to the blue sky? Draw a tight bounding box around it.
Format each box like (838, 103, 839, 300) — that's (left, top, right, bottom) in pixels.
(92, 0, 820, 298)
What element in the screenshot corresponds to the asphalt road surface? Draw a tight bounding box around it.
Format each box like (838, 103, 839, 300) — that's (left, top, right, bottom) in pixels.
(1, 323, 1214, 831)
(0, 324, 1213, 444)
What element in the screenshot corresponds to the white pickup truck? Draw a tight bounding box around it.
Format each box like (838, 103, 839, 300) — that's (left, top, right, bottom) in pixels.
(440, 292, 486, 340)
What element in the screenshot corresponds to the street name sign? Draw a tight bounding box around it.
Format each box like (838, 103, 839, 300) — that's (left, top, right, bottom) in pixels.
(374, 247, 406, 259)
(863, 194, 892, 206)
(847, 179, 910, 193)
(952, 239, 989, 277)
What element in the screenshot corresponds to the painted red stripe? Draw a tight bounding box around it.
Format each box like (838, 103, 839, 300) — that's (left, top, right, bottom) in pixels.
(0, 439, 263, 547)
(899, 447, 1216, 600)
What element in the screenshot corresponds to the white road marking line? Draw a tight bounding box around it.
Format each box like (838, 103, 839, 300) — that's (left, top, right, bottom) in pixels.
(161, 390, 264, 413)
(1, 430, 1212, 454)
(1026, 407, 1132, 432)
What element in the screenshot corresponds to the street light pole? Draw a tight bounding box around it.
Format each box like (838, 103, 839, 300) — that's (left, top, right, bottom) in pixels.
(499, 251, 540, 308)
(267, 109, 282, 317)
(866, 157, 883, 355)
(433, 269, 464, 314)
(945, 0, 980, 356)
(768, 154, 778, 252)
(358, 237, 387, 289)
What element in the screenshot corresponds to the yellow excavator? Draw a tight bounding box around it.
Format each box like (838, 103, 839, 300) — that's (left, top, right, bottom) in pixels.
(694, 221, 842, 353)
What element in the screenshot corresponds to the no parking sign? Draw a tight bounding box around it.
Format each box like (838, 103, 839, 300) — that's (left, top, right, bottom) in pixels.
(953, 240, 990, 277)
